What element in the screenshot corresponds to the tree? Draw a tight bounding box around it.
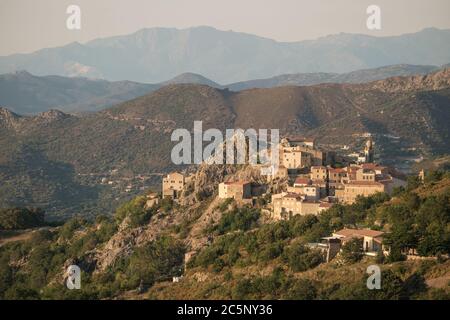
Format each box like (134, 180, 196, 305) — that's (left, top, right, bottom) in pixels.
(406, 176, 421, 191)
(127, 236, 185, 287)
(0, 208, 45, 230)
(283, 241, 323, 272)
(285, 279, 317, 300)
(114, 196, 153, 227)
(340, 237, 364, 263)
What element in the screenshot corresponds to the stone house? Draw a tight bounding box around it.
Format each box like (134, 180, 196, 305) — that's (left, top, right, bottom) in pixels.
(162, 172, 185, 199)
(145, 192, 160, 208)
(218, 181, 252, 200)
(333, 228, 385, 253)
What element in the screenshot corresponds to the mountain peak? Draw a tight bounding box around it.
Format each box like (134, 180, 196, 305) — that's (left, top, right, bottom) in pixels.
(12, 70, 34, 78)
(0, 106, 21, 128)
(2, 27, 450, 83)
(0, 106, 20, 117)
(36, 109, 70, 121)
(163, 72, 221, 88)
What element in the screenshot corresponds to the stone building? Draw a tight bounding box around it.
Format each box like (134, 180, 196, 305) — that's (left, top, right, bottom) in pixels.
(272, 192, 332, 220)
(218, 181, 252, 200)
(333, 228, 385, 253)
(162, 172, 185, 199)
(145, 192, 160, 208)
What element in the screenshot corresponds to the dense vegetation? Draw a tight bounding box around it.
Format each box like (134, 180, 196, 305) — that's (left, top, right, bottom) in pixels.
(0, 208, 45, 230)
(180, 170, 450, 299)
(0, 170, 448, 300)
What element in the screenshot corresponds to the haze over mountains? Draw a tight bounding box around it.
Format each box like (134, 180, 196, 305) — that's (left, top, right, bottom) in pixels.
(1, 26, 450, 83)
(1, 68, 449, 217)
(0, 64, 444, 114)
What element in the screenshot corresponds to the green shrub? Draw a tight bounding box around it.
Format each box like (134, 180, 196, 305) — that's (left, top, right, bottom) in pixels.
(283, 241, 323, 272)
(0, 208, 45, 230)
(340, 238, 364, 264)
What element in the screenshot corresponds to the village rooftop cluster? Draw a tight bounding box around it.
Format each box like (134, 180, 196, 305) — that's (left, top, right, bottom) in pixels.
(159, 136, 406, 217)
(153, 136, 408, 260)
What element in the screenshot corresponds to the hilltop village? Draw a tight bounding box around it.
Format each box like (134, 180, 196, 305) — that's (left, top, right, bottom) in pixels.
(157, 136, 407, 220)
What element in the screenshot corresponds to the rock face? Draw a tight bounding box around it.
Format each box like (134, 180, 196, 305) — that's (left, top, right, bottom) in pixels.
(0, 107, 21, 130)
(34, 110, 71, 124)
(79, 162, 287, 273)
(366, 68, 450, 92)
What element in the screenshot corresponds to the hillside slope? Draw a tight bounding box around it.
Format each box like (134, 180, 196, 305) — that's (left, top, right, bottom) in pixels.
(1, 64, 443, 115)
(0, 163, 448, 300)
(0, 71, 157, 114)
(0, 70, 449, 217)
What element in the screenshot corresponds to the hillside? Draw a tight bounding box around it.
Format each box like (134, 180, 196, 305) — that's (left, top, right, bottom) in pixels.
(0, 71, 156, 114)
(0, 163, 448, 300)
(1, 64, 443, 115)
(0, 69, 450, 217)
(227, 64, 440, 91)
(161, 72, 221, 88)
(1, 27, 450, 83)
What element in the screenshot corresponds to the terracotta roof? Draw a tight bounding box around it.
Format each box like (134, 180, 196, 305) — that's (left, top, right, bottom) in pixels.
(294, 178, 311, 185)
(334, 228, 384, 238)
(167, 172, 184, 178)
(283, 193, 303, 200)
(347, 166, 361, 172)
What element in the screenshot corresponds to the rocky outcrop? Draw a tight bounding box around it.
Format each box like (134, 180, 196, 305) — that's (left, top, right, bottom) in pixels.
(0, 107, 21, 130)
(366, 68, 450, 93)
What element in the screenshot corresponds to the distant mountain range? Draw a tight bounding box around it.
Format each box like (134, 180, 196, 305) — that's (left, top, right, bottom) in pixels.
(0, 64, 445, 114)
(1, 26, 450, 83)
(0, 71, 157, 114)
(225, 64, 441, 91)
(1, 68, 449, 217)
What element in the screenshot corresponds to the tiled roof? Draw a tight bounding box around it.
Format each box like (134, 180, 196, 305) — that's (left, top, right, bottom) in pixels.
(283, 193, 303, 200)
(334, 228, 384, 238)
(294, 178, 311, 185)
(319, 202, 334, 208)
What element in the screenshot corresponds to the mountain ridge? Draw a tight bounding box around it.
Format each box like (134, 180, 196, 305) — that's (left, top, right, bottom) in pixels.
(1, 26, 450, 83)
(1, 64, 448, 115)
(1, 68, 449, 218)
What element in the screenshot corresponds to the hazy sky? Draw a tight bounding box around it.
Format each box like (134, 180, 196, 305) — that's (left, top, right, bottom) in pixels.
(1, 0, 449, 56)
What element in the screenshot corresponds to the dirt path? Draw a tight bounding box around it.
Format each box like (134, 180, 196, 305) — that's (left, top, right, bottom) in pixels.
(0, 229, 38, 246)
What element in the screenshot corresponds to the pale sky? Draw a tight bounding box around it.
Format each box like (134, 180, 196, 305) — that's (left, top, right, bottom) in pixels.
(1, 0, 449, 56)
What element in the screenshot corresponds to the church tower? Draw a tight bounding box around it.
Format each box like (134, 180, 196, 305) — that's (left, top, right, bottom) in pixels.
(364, 137, 374, 163)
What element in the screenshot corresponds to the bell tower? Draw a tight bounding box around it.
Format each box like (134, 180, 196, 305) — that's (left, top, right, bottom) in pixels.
(364, 137, 374, 163)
